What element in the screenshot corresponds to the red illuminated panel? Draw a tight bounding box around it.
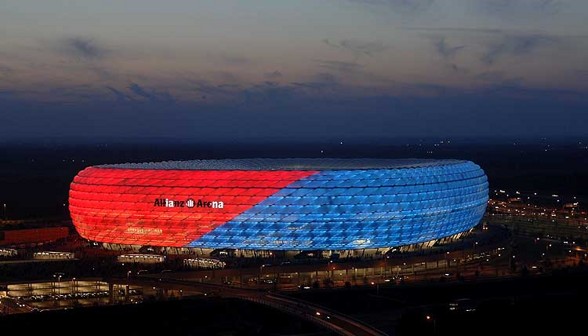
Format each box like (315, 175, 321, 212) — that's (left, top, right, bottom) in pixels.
(69, 168, 317, 247)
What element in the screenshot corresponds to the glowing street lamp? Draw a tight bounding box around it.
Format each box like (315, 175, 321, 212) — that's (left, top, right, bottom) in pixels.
(71, 277, 77, 295)
(259, 264, 266, 282)
(53, 273, 63, 295)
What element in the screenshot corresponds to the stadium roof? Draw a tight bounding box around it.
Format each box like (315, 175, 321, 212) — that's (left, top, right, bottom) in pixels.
(98, 158, 468, 171)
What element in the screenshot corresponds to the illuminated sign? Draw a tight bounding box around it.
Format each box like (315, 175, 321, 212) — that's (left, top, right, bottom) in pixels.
(126, 227, 163, 235)
(153, 198, 224, 209)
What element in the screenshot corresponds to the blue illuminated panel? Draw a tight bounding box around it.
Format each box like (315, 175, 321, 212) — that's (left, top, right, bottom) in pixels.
(187, 161, 489, 250)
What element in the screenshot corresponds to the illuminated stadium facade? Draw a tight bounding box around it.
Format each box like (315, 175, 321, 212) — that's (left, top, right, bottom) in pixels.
(69, 159, 489, 253)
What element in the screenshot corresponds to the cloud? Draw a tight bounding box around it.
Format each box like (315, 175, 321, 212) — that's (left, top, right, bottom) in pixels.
(472, 0, 564, 17)
(264, 71, 283, 79)
(64, 37, 106, 60)
(191, 80, 240, 99)
(427, 37, 467, 73)
(415, 28, 568, 66)
(481, 34, 558, 65)
(291, 72, 340, 90)
(221, 73, 344, 106)
(447, 63, 468, 75)
(313, 72, 338, 83)
(236, 81, 303, 106)
(407, 34, 469, 73)
(346, 0, 435, 14)
(207, 53, 251, 65)
(410, 27, 584, 71)
(316, 60, 362, 73)
(433, 37, 465, 59)
(474, 71, 524, 86)
(323, 38, 388, 57)
(106, 87, 132, 102)
(46, 85, 101, 102)
(402, 27, 504, 34)
(127, 83, 175, 103)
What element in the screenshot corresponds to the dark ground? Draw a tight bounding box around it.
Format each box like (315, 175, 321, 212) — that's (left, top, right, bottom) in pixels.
(2, 267, 587, 336)
(287, 266, 588, 336)
(0, 296, 334, 336)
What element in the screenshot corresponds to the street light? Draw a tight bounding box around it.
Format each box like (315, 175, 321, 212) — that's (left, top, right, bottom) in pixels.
(2, 203, 6, 220)
(126, 271, 132, 302)
(327, 260, 334, 278)
(71, 277, 77, 295)
(53, 274, 62, 295)
(259, 264, 266, 284)
(371, 281, 380, 295)
(426, 315, 437, 335)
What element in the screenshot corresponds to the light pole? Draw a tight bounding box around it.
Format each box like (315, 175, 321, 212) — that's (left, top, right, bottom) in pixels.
(71, 277, 77, 297)
(126, 270, 132, 302)
(327, 260, 333, 278)
(2, 203, 6, 220)
(259, 264, 266, 285)
(371, 281, 380, 295)
(57, 274, 62, 295)
(426, 315, 437, 335)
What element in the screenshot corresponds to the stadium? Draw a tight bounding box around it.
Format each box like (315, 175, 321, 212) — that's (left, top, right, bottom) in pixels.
(68, 158, 488, 256)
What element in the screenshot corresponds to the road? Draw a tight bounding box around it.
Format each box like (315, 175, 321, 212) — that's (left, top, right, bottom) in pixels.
(127, 275, 389, 336)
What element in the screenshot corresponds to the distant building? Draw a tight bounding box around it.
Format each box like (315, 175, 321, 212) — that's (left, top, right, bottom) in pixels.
(0, 221, 70, 247)
(69, 158, 488, 253)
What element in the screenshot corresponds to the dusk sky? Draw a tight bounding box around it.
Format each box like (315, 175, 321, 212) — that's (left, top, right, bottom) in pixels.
(1, 0, 587, 143)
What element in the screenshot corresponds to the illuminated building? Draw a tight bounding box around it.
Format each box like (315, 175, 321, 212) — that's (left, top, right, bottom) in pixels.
(69, 159, 488, 251)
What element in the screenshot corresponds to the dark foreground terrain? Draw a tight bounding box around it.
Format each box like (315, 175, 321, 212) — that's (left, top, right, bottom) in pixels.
(0, 296, 333, 336)
(3, 268, 588, 336)
(287, 266, 588, 336)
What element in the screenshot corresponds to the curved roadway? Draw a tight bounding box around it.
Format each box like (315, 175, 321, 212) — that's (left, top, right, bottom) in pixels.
(126, 275, 389, 336)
